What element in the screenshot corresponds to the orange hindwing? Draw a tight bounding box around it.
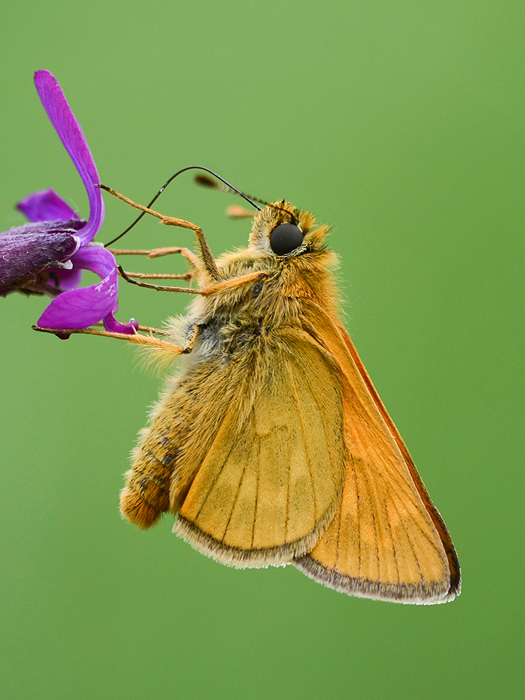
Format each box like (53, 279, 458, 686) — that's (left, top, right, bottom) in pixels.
(294, 301, 461, 604)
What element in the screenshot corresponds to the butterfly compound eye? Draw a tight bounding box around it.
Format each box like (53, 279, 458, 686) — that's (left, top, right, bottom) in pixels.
(269, 223, 304, 256)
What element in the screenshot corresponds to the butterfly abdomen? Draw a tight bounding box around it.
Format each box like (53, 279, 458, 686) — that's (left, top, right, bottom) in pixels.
(120, 439, 173, 529)
(121, 334, 252, 529)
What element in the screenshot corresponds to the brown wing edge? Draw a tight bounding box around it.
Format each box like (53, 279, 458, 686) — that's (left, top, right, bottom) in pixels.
(294, 556, 454, 604)
(174, 498, 339, 570)
(295, 308, 461, 604)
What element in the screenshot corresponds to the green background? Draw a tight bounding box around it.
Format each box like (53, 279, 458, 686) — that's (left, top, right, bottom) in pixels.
(0, 1, 522, 698)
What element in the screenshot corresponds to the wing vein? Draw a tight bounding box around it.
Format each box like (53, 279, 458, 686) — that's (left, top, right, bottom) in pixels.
(390, 491, 424, 583)
(359, 461, 381, 581)
(223, 461, 248, 541)
(285, 359, 316, 521)
(361, 458, 400, 585)
(194, 437, 238, 521)
(353, 455, 362, 573)
(251, 434, 260, 549)
(389, 488, 446, 559)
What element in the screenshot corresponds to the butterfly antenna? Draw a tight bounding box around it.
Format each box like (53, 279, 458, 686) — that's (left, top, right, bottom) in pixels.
(195, 174, 269, 207)
(104, 165, 262, 247)
(195, 175, 296, 222)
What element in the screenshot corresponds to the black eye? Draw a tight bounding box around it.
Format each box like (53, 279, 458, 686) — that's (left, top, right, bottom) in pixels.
(270, 223, 303, 256)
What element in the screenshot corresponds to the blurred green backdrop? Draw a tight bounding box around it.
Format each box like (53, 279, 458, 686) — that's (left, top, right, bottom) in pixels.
(1, 1, 523, 699)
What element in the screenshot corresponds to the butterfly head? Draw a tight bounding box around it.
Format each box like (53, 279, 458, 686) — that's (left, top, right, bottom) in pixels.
(249, 200, 329, 258)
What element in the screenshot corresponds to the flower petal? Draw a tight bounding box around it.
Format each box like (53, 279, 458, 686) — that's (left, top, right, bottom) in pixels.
(17, 188, 78, 223)
(50, 267, 84, 290)
(38, 265, 117, 329)
(0, 230, 79, 286)
(72, 244, 118, 278)
(103, 312, 138, 335)
(34, 70, 104, 244)
(37, 245, 136, 333)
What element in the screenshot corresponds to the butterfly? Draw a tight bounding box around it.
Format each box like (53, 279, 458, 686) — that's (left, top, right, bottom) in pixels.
(99, 178, 461, 605)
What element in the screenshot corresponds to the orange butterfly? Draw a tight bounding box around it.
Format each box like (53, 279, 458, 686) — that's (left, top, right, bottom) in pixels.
(39, 180, 461, 604)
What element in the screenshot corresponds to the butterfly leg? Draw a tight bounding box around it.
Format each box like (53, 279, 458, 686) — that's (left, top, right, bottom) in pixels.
(109, 245, 201, 270)
(100, 185, 219, 281)
(118, 266, 202, 294)
(122, 271, 193, 282)
(110, 247, 197, 287)
(225, 204, 257, 219)
(201, 271, 268, 295)
(32, 324, 189, 357)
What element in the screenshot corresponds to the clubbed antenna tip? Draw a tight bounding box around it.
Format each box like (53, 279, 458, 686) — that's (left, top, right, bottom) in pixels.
(195, 174, 228, 191)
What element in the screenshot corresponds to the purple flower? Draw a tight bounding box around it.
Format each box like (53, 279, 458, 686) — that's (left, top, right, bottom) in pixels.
(0, 216, 82, 297)
(0, 70, 137, 334)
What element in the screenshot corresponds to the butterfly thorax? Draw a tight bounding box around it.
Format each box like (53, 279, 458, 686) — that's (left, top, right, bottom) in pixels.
(170, 240, 339, 361)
